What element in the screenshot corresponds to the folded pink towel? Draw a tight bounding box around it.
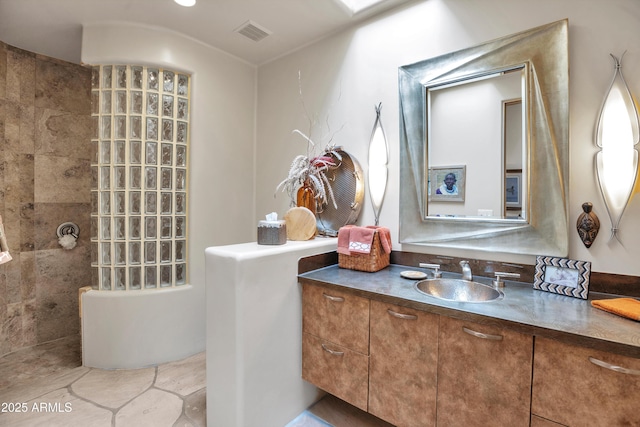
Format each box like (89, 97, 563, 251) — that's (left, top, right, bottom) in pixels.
(337, 225, 392, 255)
(367, 226, 392, 254)
(348, 227, 375, 254)
(337, 225, 354, 255)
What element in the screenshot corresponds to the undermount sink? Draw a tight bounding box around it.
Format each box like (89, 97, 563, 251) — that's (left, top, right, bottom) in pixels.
(415, 278, 503, 303)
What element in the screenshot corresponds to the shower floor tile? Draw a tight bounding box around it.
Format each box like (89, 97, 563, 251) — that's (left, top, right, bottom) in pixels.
(0, 334, 81, 390)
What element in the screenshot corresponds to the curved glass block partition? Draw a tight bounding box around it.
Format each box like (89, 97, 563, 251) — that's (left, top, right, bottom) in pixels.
(91, 65, 190, 290)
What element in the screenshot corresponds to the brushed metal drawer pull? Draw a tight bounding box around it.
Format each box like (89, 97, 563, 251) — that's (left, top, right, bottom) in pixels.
(322, 293, 344, 302)
(589, 357, 640, 376)
(321, 343, 344, 356)
(462, 327, 503, 341)
(387, 309, 417, 320)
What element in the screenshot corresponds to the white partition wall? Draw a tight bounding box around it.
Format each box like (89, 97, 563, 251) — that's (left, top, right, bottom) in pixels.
(205, 238, 337, 427)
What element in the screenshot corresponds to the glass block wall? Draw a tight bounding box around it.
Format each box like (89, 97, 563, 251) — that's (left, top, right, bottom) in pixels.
(91, 65, 190, 290)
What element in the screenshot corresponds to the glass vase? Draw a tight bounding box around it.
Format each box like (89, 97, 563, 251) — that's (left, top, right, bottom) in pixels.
(296, 179, 316, 213)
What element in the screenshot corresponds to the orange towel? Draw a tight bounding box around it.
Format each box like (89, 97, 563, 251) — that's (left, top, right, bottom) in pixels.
(591, 298, 640, 321)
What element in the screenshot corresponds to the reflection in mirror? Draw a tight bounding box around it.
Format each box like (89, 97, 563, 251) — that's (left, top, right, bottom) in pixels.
(399, 19, 569, 257)
(504, 99, 523, 219)
(426, 68, 526, 220)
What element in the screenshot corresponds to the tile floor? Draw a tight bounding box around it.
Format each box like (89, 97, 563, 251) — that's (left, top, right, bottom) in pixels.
(0, 335, 205, 426)
(0, 336, 391, 427)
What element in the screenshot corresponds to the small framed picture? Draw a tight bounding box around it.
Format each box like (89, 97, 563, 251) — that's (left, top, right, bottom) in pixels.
(533, 256, 591, 299)
(505, 169, 522, 209)
(429, 165, 466, 202)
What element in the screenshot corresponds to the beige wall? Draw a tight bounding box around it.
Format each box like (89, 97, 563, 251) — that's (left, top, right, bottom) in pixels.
(256, 0, 640, 275)
(0, 41, 92, 356)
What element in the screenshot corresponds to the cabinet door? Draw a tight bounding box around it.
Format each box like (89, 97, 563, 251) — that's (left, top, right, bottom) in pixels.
(437, 316, 533, 427)
(532, 337, 640, 426)
(302, 333, 369, 411)
(368, 301, 438, 427)
(531, 415, 567, 427)
(302, 283, 370, 354)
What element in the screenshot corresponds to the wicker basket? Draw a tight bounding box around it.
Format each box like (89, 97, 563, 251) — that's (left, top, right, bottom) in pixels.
(338, 230, 390, 272)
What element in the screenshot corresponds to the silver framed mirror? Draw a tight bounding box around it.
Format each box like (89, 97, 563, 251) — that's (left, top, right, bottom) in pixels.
(399, 19, 569, 256)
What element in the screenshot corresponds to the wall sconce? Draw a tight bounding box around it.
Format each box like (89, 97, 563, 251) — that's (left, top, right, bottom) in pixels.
(368, 103, 388, 225)
(595, 53, 639, 242)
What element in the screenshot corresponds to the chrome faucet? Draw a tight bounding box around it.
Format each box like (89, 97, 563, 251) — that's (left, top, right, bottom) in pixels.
(460, 260, 472, 281)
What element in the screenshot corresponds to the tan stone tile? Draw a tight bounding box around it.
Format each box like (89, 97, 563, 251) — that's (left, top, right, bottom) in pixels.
(0, 365, 88, 402)
(3, 101, 35, 154)
(115, 388, 182, 427)
(20, 250, 35, 300)
(35, 292, 80, 343)
(1, 387, 112, 427)
(35, 247, 91, 294)
(0, 304, 9, 356)
(2, 204, 22, 255)
(35, 108, 91, 159)
(34, 155, 90, 203)
(4, 153, 34, 204)
(35, 57, 90, 115)
(173, 414, 199, 427)
(72, 367, 156, 409)
(6, 302, 23, 349)
(20, 202, 35, 252)
(156, 351, 205, 396)
(0, 335, 82, 391)
(4, 252, 21, 303)
(33, 202, 91, 250)
(0, 100, 6, 157)
(0, 42, 7, 100)
(21, 298, 37, 348)
(183, 387, 206, 427)
(6, 44, 35, 104)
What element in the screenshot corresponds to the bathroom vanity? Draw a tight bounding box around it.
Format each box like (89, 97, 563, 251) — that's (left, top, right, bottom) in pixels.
(299, 255, 640, 426)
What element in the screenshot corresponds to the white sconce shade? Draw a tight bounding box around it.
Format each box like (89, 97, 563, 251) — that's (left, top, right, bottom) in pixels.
(368, 103, 389, 225)
(174, 0, 196, 7)
(595, 53, 639, 241)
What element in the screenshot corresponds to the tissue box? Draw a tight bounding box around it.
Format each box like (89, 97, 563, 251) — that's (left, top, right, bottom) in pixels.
(257, 220, 287, 245)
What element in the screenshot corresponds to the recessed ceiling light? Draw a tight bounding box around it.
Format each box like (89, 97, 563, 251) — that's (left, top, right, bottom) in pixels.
(174, 0, 196, 7)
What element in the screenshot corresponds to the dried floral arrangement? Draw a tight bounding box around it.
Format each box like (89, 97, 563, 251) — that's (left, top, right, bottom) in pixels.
(275, 72, 344, 210)
(276, 130, 341, 210)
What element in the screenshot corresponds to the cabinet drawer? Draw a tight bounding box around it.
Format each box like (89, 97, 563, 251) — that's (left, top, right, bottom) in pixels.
(302, 283, 370, 354)
(302, 332, 369, 411)
(532, 337, 640, 426)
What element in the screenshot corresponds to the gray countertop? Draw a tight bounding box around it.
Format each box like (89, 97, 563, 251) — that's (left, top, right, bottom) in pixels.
(298, 264, 640, 358)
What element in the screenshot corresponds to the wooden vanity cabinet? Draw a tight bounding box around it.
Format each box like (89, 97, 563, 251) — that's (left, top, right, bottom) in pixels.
(301, 283, 370, 411)
(532, 337, 640, 426)
(368, 300, 438, 427)
(437, 316, 533, 427)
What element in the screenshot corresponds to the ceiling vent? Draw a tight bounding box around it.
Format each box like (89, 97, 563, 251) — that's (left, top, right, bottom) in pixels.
(234, 20, 272, 42)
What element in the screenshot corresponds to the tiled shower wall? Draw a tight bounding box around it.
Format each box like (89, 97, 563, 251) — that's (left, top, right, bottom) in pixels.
(0, 41, 92, 357)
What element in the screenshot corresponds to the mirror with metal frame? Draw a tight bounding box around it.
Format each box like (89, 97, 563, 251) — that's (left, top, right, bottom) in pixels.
(399, 19, 569, 256)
